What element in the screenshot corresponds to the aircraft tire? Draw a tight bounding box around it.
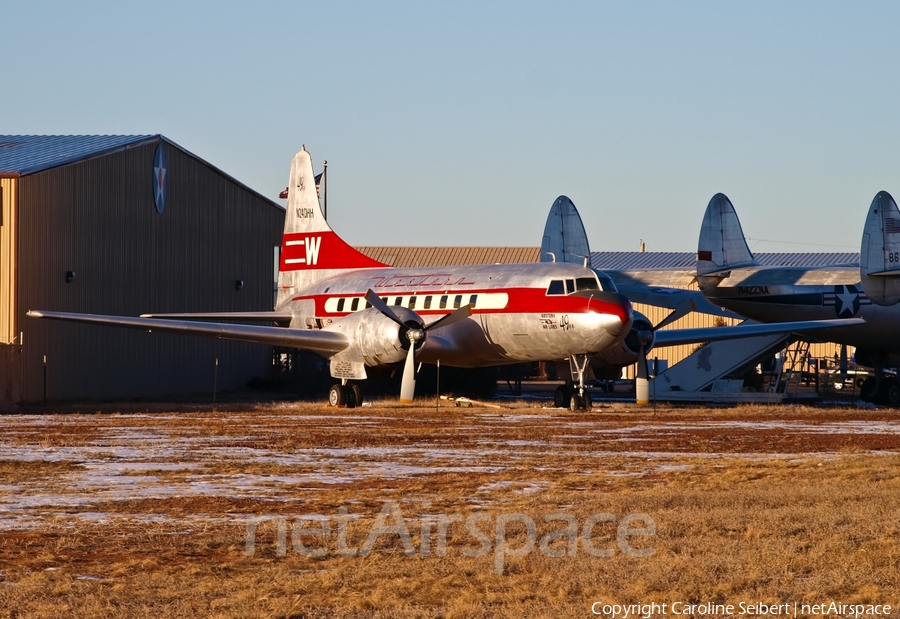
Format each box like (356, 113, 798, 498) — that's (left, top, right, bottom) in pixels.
(328, 384, 346, 407)
(554, 386, 569, 408)
(885, 379, 900, 408)
(569, 394, 584, 411)
(860, 377, 879, 403)
(351, 384, 363, 408)
(583, 392, 593, 411)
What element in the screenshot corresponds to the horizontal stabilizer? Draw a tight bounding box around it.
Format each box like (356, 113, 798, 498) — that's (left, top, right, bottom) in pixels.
(653, 317, 865, 348)
(696, 193, 758, 277)
(860, 190, 900, 306)
(27, 310, 348, 355)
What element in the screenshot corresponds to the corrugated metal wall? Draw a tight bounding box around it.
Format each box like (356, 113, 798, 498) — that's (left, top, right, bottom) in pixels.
(0, 178, 16, 344)
(17, 140, 285, 402)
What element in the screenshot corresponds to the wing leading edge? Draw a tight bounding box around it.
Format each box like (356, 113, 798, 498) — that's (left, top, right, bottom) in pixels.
(26, 311, 348, 356)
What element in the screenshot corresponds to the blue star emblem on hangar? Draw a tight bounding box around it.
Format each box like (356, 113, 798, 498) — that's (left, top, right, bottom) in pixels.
(153, 142, 168, 214)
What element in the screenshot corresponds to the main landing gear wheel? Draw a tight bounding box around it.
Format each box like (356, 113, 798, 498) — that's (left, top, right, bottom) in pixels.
(329, 384, 360, 408)
(860, 377, 879, 403)
(351, 384, 364, 408)
(885, 378, 900, 408)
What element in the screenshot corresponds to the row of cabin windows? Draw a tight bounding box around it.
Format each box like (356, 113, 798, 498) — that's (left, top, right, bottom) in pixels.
(335, 294, 479, 313)
(546, 277, 601, 296)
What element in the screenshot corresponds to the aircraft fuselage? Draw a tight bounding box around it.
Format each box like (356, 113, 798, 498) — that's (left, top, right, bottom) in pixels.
(291, 262, 633, 367)
(700, 265, 900, 354)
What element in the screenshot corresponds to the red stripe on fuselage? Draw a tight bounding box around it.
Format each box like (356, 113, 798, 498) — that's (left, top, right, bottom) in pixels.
(280, 231, 386, 271)
(293, 288, 631, 324)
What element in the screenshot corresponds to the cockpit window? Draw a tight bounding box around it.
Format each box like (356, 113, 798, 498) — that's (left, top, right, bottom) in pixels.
(593, 271, 618, 292)
(547, 280, 565, 295)
(565, 279, 575, 294)
(575, 277, 599, 291)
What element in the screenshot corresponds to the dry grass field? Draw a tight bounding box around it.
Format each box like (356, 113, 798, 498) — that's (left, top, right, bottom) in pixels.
(0, 399, 899, 618)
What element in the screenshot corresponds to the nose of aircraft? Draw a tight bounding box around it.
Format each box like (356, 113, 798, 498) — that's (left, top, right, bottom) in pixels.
(578, 290, 633, 338)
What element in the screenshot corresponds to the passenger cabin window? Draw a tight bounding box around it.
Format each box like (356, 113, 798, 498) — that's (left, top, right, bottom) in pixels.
(469, 294, 478, 307)
(576, 277, 599, 291)
(453, 294, 462, 309)
(409, 296, 417, 309)
(439, 295, 448, 309)
(394, 296, 403, 306)
(547, 280, 565, 295)
(424, 296, 433, 309)
(336, 298, 345, 312)
(351, 298, 360, 311)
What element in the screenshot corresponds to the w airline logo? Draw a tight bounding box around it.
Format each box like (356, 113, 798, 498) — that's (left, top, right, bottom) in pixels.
(284, 236, 322, 266)
(279, 231, 387, 272)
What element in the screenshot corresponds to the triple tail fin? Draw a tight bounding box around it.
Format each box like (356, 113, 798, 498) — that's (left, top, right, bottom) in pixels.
(275, 147, 386, 308)
(860, 190, 900, 306)
(539, 196, 591, 265)
(696, 193, 758, 277)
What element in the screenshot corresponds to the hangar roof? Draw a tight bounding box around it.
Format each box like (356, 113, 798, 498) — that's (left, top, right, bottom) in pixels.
(590, 251, 860, 270)
(356, 247, 860, 269)
(0, 134, 158, 176)
(356, 246, 540, 267)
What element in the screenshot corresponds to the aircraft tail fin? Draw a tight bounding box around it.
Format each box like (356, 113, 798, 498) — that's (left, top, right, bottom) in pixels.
(539, 196, 591, 265)
(276, 147, 386, 308)
(860, 190, 900, 306)
(696, 193, 758, 276)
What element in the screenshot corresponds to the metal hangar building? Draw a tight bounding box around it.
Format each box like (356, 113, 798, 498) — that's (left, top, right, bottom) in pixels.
(0, 135, 284, 409)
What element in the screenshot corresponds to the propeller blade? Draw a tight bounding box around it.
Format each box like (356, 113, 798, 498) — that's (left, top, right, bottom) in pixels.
(635, 345, 650, 405)
(425, 304, 473, 332)
(364, 289, 406, 327)
(399, 342, 416, 403)
(840, 344, 848, 379)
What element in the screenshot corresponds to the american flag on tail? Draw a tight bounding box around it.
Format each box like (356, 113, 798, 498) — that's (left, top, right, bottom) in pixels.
(886, 217, 900, 234)
(279, 171, 325, 200)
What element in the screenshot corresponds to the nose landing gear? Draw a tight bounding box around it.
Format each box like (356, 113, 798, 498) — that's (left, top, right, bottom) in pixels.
(554, 354, 594, 411)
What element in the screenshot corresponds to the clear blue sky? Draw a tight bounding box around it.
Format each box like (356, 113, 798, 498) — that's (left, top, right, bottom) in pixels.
(4, 1, 898, 252)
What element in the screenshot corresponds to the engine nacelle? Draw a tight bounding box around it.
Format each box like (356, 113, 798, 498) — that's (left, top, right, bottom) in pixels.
(324, 306, 423, 367)
(590, 311, 655, 369)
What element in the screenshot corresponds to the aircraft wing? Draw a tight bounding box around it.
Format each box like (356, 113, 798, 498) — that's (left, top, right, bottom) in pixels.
(26, 310, 348, 355)
(654, 318, 865, 348)
(615, 284, 743, 319)
(139, 311, 293, 326)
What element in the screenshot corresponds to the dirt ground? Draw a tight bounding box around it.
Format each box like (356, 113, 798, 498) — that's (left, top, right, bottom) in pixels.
(0, 399, 898, 618)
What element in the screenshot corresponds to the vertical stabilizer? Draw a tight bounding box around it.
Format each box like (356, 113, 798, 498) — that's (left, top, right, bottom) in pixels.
(276, 147, 386, 308)
(696, 193, 758, 276)
(860, 190, 900, 306)
(539, 196, 591, 265)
